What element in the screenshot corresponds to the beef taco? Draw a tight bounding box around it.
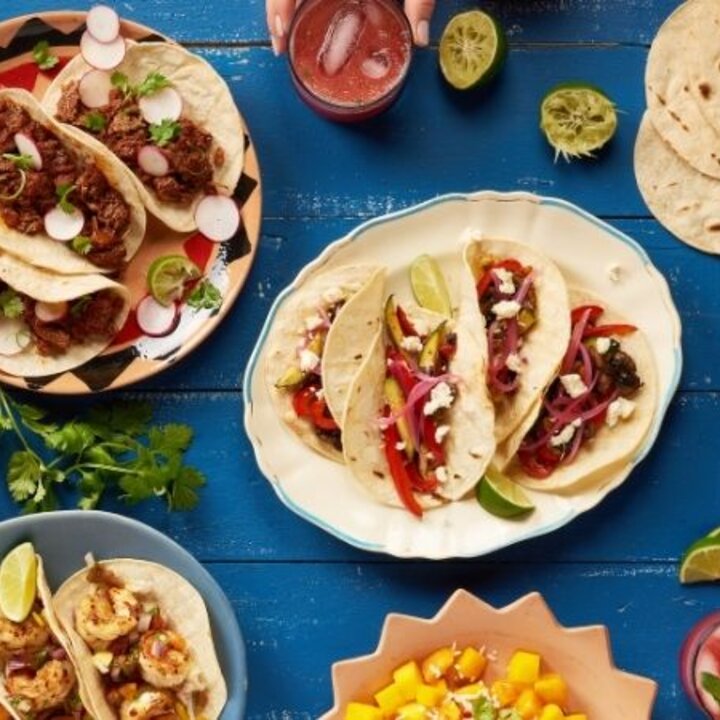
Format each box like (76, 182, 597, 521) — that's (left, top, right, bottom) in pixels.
(0, 89, 145, 274)
(44, 41, 245, 233)
(265, 265, 386, 462)
(464, 235, 571, 443)
(53, 558, 227, 720)
(0, 252, 130, 377)
(495, 289, 657, 492)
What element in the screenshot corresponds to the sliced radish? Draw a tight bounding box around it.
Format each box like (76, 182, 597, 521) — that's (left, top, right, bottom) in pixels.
(44, 207, 85, 242)
(136, 296, 180, 337)
(78, 69, 112, 108)
(34, 300, 69, 323)
(138, 87, 182, 125)
(194, 195, 240, 242)
(13, 133, 42, 170)
(86, 5, 120, 44)
(80, 31, 126, 71)
(137, 145, 169, 177)
(0, 318, 31, 356)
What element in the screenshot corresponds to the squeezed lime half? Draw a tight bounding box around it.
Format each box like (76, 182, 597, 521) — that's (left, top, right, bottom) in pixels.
(147, 255, 201, 307)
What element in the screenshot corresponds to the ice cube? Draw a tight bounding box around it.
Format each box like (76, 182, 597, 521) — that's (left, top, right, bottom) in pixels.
(360, 49, 390, 80)
(363, 0, 383, 27)
(318, 3, 366, 77)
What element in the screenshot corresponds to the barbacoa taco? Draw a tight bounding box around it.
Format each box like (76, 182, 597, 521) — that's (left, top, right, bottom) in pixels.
(0, 545, 94, 720)
(0, 88, 145, 274)
(341, 268, 496, 517)
(53, 558, 227, 720)
(464, 235, 571, 444)
(43, 41, 245, 233)
(0, 252, 130, 377)
(495, 289, 657, 492)
(265, 265, 386, 462)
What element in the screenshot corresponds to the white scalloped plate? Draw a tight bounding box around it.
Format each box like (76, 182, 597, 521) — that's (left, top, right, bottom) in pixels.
(243, 191, 682, 559)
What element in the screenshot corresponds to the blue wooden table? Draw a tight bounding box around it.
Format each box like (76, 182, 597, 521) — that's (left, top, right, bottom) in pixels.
(0, 1, 714, 718)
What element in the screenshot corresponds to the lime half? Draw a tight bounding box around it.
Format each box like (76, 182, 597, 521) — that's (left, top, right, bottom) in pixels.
(439, 10, 506, 91)
(410, 255, 452, 318)
(476, 467, 535, 519)
(0, 542, 37, 622)
(147, 255, 201, 307)
(540, 83, 617, 161)
(680, 537, 720, 584)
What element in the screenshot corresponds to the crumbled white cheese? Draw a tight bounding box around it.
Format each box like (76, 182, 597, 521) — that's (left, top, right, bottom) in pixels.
(322, 287, 344, 304)
(506, 352, 524, 373)
(491, 299, 521, 319)
(400, 335, 424, 353)
(560, 373, 588, 399)
(460, 226, 483, 245)
(298, 349, 320, 372)
(550, 418, 582, 447)
(423, 382, 455, 416)
(606, 397, 636, 428)
(314, 387, 324, 400)
(395, 441, 406, 451)
(435, 466, 449, 484)
(304, 314, 324, 332)
(595, 336, 611, 354)
(469, 446, 486, 459)
(434, 424, 450, 443)
(607, 264, 622, 283)
(493, 267, 516, 295)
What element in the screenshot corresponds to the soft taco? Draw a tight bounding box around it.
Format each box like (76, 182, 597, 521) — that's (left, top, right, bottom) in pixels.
(0, 252, 130, 377)
(53, 558, 227, 720)
(463, 235, 571, 443)
(44, 41, 245, 233)
(341, 268, 496, 517)
(0, 545, 95, 720)
(0, 88, 145, 274)
(265, 265, 386, 462)
(495, 289, 657, 492)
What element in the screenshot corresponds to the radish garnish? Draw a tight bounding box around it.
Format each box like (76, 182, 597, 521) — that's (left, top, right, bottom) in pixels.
(138, 87, 182, 125)
(136, 295, 179, 337)
(35, 301, 69, 323)
(44, 207, 85, 242)
(0, 318, 30, 356)
(137, 145, 169, 177)
(86, 5, 121, 44)
(13, 133, 42, 170)
(78, 69, 112, 108)
(80, 31, 126, 71)
(194, 195, 240, 242)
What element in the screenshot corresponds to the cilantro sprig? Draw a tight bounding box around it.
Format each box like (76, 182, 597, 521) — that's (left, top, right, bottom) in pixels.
(83, 111, 107, 133)
(2, 154, 35, 171)
(71, 235, 92, 256)
(0, 289, 23, 319)
(32, 41, 59, 71)
(111, 71, 171, 98)
(149, 119, 181, 147)
(187, 280, 222, 311)
(56, 183, 76, 214)
(0, 390, 205, 513)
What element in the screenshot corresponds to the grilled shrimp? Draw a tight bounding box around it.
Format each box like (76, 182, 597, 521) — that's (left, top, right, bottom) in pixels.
(0, 612, 50, 653)
(138, 630, 191, 688)
(75, 587, 140, 650)
(5, 659, 75, 712)
(119, 689, 175, 720)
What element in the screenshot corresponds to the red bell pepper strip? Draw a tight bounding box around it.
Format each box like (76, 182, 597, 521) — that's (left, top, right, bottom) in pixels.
(384, 423, 423, 518)
(492, 258, 525, 275)
(406, 462, 438, 493)
(518, 451, 556, 479)
(583, 323, 637, 339)
(293, 386, 338, 431)
(310, 399, 339, 431)
(571, 305, 604, 325)
(396, 304, 417, 337)
(476, 270, 494, 298)
(292, 386, 317, 418)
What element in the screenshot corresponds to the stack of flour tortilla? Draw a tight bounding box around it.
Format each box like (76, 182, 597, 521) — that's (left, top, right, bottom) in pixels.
(635, 0, 720, 254)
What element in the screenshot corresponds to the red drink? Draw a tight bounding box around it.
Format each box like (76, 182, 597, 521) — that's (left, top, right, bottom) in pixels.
(288, 0, 413, 122)
(680, 612, 720, 717)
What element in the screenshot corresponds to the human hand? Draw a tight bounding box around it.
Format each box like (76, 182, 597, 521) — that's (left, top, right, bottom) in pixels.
(267, 0, 436, 55)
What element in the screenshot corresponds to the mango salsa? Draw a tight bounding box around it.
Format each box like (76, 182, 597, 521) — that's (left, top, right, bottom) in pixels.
(508, 650, 542, 684)
(393, 662, 423, 702)
(535, 673, 568, 705)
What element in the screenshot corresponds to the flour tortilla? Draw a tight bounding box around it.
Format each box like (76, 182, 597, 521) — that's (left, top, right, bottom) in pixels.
(44, 41, 245, 233)
(464, 238, 570, 444)
(0, 88, 146, 274)
(342, 269, 496, 510)
(496, 288, 657, 493)
(53, 559, 227, 720)
(635, 112, 720, 254)
(264, 265, 386, 463)
(0, 252, 130, 377)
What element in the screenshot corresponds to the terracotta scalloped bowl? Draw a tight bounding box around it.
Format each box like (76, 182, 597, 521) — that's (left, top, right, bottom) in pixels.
(319, 590, 657, 720)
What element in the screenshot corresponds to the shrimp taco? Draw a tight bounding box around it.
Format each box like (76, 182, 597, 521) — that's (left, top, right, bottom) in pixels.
(495, 289, 657, 492)
(265, 264, 386, 462)
(0, 253, 130, 378)
(44, 41, 245, 233)
(0, 545, 94, 720)
(464, 235, 571, 444)
(0, 88, 145, 275)
(53, 558, 227, 720)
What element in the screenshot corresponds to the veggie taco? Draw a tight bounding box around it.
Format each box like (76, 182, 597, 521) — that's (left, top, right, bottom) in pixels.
(53, 558, 227, 720)
(0, 252, 130, 377)
(0, 88, 145, 274)
(44, 41, 245, 233)
(265, 265, 386, 462)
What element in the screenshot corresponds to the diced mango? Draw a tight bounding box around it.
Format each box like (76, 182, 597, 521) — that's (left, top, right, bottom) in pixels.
(421, 647, 455, 682)
(565, 715, 588, 720)
(440, 701, 461, 720)
(374, 683, 405, 715)
(394, 661, 424, 702)
(507, 651, 542, 685)
(539, 705, 565, 720)
(491, 680, 519, 707)
(396, 703, 427, 720)
(345, 703, 383, 720)
(455, 683, 484, 697)
(534, 674, 568, 705)
(433, 679, 448, 694)
(514, 689, 543, 720)
(416, 684, 446, 708)
(455, 647, 487, 682)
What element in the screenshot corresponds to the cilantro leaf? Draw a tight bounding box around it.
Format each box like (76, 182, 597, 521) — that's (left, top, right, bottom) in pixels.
(45, 421, 95, 455)
(0, 289, 24, 319)
(149, 119, 180, 147)
(187, 281, 222, 311)
(703, 672, 720, 703)
(137, 72, 170, 97)
(148, 424, 193, 453)
(7, 451, 40, 502)
(169, 466, 205, 511)
(56, 183, 76, 214)
(71, 235, 93, 256)
(83, 111, 107, 132)
(2, 153, 35, 171)
(32, 41, 59, 71)
(88, 402, 152, 438)
(110, 71, 132, 96)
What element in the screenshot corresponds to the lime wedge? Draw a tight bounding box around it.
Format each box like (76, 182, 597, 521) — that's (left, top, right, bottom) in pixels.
(680, 537, 720, 584)
(147, 255, 201, 307)
(708, 527, 720, 538)
(439, 10, 506, 91)
(410, 255, 452, 317)
(476, 467, 535, 519)
(0, 542, 38, 622)
(540, 83, 617, 161)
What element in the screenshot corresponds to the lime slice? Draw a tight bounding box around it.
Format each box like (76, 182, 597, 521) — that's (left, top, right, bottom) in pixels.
(476, 467, 535, 519)
(540, 83, 617, 161)
(708, 527, 720, 538)
(680, 537, 720, 584)
(0, 542, 38, 622)
(147, 255, 201, 307)
(410, 255, 452, 317)
(439, 10, 506, 91)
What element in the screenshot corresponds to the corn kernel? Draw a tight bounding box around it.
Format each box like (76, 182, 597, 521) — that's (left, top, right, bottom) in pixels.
(421, 648, 455, 683)
(346, 703, 384, 720)
(440, 701, 461, 720)
(374, 683, 406, 715)
(514, 688, 543, 719)
(396, 702, 427, 720)
(491, 680, 519, 708)
(416, 684, 446, 708)
(507, 651, 542, 685)
(394, 662, 424, 702)
(534, 674, 568, 705)
(455, 647, 487, 682)
(539, 705, 565, 720)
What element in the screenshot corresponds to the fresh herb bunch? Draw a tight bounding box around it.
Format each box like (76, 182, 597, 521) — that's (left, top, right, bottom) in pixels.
(0, 389, 205, 513)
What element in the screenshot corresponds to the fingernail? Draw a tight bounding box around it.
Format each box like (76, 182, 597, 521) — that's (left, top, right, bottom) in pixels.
(271, 35, 281, 56)
(416, 19, 429, 47)
(275, 13, 286, 38)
